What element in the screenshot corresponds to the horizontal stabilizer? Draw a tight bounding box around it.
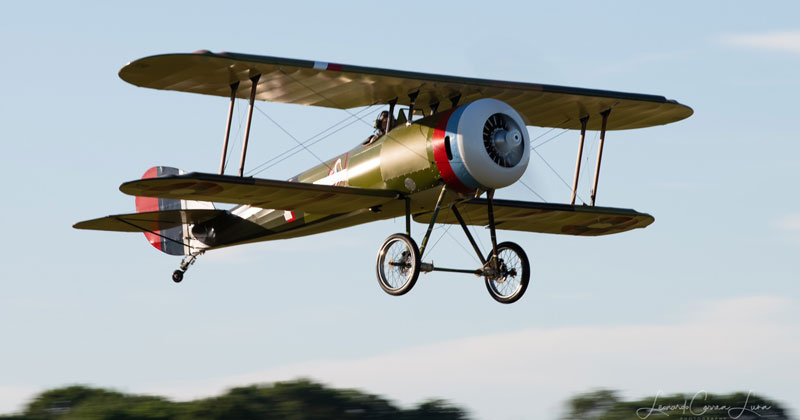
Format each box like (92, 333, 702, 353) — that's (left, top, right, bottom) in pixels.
(74, 209, 227, 233)
(414, 199, 654, 236)
(119, 172, 402, 214)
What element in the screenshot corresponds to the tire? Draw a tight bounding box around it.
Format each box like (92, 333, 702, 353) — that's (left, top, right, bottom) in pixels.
(484, 242, 530, 304)
(172, 270, 184, 283)
(376, 233, 421, 296)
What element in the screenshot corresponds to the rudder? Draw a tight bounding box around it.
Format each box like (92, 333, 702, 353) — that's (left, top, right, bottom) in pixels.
(135, 166, 215, 255)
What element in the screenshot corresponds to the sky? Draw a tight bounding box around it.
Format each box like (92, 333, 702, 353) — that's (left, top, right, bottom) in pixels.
(2, 1, 799, 419)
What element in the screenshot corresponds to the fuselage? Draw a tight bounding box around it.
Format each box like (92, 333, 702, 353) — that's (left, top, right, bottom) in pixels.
(203, 114, 446, 249)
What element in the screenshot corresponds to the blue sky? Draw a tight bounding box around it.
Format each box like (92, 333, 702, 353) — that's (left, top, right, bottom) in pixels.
(2, 1, 799, 419)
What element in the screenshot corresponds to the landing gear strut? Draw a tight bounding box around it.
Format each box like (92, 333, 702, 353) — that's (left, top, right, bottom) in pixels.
(374, 186, 531, 303)
(172, 251, 203, 283)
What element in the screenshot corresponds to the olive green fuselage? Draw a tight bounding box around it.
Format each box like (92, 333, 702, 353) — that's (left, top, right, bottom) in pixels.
(213, 114, 462, 249)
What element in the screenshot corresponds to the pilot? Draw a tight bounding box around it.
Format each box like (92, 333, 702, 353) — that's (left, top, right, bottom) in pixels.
(363, 110, 390, 145)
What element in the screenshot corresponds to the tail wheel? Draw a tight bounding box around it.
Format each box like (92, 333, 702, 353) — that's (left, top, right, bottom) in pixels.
(484, 241, 530, 304)
(376, 233, 420, 296)
(172, 270, 184, 283)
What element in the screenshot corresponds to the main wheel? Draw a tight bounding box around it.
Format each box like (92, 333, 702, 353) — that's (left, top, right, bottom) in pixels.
(172, 270, 184, 283)
(376, 233, 420, 296)
(484, 242, 530, 304)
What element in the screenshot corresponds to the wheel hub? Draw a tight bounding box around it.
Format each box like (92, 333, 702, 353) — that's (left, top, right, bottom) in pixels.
(482, 257, 518, 283)
(389, 251, 412, 275)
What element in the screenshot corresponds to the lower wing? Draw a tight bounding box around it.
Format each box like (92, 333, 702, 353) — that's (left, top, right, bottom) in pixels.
(413, 198, 653, 236)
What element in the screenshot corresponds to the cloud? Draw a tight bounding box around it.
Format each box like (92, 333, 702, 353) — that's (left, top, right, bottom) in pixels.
(721, 31, 800, 54)
(141, 296, 800, 420)
(773, 214, 800, 231)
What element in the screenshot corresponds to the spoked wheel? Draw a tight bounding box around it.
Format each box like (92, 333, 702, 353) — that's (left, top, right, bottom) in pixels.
(484, 241, 530, 304)
(376, 233, 421, 296)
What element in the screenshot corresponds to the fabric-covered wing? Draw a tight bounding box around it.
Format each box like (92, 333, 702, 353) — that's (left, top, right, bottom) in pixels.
(74, 209, 227, 232)
(414, 199, 654, 236)
(119, 172, 401, 214)
(119, 51, 692, 131)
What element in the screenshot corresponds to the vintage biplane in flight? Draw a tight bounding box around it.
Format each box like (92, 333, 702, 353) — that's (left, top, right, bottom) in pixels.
(74, 50, 692, 303)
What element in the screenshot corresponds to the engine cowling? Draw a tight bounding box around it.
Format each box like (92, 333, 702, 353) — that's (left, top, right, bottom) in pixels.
(432, 98, 530, 193)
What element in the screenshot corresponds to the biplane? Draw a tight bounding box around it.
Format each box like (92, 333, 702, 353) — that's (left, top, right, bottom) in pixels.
(74, 50, 692, 304)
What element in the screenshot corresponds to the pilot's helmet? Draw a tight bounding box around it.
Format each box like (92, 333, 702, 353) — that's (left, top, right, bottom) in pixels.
(374, 111, 389, 130)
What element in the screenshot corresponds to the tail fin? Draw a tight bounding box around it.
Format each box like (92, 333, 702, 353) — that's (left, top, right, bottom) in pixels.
(135, 166, 215, 255)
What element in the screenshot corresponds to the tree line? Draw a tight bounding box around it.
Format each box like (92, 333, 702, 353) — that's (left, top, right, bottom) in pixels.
(1, 379, 468, 420)
(2, 380, 793, 420)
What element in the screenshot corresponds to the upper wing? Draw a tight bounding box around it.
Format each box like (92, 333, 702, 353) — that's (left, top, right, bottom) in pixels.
(119, 172, 402, 214)
(413, 198, 654, 236)
(119, 51, 692, 131)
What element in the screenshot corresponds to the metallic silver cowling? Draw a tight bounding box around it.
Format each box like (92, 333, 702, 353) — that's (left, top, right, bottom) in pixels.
(444, 98, 530, 190)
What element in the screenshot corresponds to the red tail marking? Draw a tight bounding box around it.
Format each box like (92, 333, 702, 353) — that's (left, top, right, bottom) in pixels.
(135, 167, 163, 252)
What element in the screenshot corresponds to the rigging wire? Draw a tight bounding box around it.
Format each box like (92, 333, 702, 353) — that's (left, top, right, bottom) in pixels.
(253, 104, 332, 172)
(526, 125, 588, 204)
(444, 225, 483, 265)
(461, 207, 487, 253)
(425, 223, 482, 266)
(532, 147, 574, 195)
(277, 68, 429, 162)
(519, 126, 569, 202)
(238, 71, 582, 205)
(248, 106, 375, 176)
(518, 179, 547, 202)
(424, 224, 452, 260)
(277, 68, 381, 131)
(529, 119, 570, 149)
(532, 128, 570, 150)
(245, 105, 377, 177)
